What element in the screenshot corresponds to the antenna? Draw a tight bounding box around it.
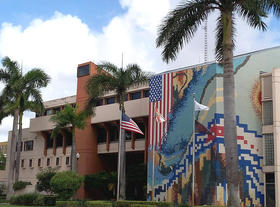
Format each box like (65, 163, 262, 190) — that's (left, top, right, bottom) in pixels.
(204, 17, 208, 63)
(121, 52, 124, 69)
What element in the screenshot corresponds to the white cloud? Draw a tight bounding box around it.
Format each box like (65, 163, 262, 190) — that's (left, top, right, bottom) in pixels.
(0, 0, 280, 141)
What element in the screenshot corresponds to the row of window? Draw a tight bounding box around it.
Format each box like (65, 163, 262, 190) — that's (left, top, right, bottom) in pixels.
(16, 140, 34, 152)
(36, 90, 149, 117)
(96, 122, 145, 143)
(96, 90, 149, 106)
(21, 156, 71, 168)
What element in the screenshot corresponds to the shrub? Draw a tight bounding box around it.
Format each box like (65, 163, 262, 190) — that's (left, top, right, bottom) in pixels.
(36, 168, 56, 194)
(86, 200, 113, 207)
(50, 171, 84, 200)
(115, 201, 172, 207)
(56, 200, 85, 207)
(0, 183, 6, 195)
(9, 193, 56, 206)
(13, 181, 32, 191)
(131, 205, 155, 207)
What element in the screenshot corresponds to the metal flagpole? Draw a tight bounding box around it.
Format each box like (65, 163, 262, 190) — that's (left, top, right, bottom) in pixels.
(117, 110, 122, 200)
(152, 105, 156, 201)
(192, 93, 195, 207)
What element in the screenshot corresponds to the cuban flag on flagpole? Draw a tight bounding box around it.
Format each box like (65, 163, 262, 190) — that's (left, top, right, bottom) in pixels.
(155, 107, 166, 123)
(120, 112, 144, 135)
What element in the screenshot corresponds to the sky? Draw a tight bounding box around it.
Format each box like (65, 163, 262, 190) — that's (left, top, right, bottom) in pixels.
(0, 0, 280, 141)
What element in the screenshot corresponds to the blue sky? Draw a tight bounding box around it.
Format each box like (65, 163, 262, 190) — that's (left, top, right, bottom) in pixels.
(0, 0, 280, 140)
(0, 0, 124, 32)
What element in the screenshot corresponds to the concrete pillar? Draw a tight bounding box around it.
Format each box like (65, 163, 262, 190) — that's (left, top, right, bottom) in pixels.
(40, 131, 47, 156)
(272, 68, 280, 207)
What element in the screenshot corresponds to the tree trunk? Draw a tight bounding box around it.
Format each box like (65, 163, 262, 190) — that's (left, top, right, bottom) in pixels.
(222, 12, 240, 207)
(118, 129, 126, 200)
(15, 112, 23, 182)
(71, 128, 77, 172)
(7, 109, 19, 199)
(118, 97, 126, 200)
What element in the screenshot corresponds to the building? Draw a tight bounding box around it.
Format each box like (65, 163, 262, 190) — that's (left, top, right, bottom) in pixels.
(2, 46, 280, 206)
(147, 46, 280, 207)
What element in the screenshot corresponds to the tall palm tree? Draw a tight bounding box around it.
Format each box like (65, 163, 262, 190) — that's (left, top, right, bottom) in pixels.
(50, 104, 86, 172)
(155, 1, 277, 206)
(0, 57, 50, 198)
(85, 62, 149, 200)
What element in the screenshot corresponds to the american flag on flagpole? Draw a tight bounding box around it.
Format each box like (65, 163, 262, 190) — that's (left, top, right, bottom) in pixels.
(120, 112, 144, 135)
(149, 73, 173, 149)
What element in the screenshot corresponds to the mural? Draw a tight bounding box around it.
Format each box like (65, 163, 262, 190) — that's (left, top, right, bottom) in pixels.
(146, 48, 280, 207)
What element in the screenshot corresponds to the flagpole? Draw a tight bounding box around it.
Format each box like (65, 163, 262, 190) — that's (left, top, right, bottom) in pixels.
(192, 93, 195, 207)
(152, 105, 156, 201)
(117, 110, 122, 201)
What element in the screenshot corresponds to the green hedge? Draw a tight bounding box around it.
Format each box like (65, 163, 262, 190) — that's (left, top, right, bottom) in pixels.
(56, 200, 86, 207)
(13, 181, 32, 191)
(131, 204, 155, 207)
(9, 193, 56, 206)
(115, 201, 172, 207)
(86, 200, 113, 207)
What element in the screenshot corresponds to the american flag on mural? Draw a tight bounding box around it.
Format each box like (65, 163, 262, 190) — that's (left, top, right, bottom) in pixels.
(149, 73, 173, 149)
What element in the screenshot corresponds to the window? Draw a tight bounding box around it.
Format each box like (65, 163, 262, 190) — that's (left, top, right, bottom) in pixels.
(56, 157, 60, 166)
(66, 157, 70, 165)
(106, 97, 115, 104)
(130, 91, 141, 100)
(45, 109, 52, 116)
(38, 159, 41, 167)
(109, 126, 119, 142)
(56, 134, 63, 147)
(21, 159, 24, 168)
(263, 101, 273, 125)
(46, 133, 53, 149)
(264, 133, 274, 166)
(77, 64, 90, 77)
(47, 158, 50, 166)
(24, 140, 34, 151)
(144, 90, 149, 98)
(96, 99, 103, 106)
(29, 159, 33, 167)
(266, 173, 275, 207)
(66, 131, 72, 146)
(53, 107, 60, 114)
(97, 127, 106, 143)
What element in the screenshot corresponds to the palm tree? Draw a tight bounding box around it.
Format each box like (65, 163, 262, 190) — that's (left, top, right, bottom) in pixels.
(50, 104, 86, 172)
(155, 1, 274, 206)
(85, 62, 149, 200)
(0, 57, 50, 198)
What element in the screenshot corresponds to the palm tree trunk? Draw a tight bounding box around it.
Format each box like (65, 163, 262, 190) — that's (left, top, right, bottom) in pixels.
(15, 112, 23, 182)
(7, 109, 19, 199)
(71, 128, 77, 172)
(118, 98, 126, 200)
(222, 12, 240, 207)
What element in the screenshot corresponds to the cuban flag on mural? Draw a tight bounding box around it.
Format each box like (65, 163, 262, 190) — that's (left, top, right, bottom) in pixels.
(120, 112, 143, 135)
(149, 73, 173, 149)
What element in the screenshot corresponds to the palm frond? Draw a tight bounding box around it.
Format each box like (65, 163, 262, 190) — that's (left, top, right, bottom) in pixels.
(24, 69, 50, 88)
(263, 0, 280, 17)
(97, 62, 119, 75)
(156, 0, 216, 63)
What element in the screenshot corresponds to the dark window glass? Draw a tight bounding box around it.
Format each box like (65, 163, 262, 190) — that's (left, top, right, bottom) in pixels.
(66, 131, 72, 146)
(46, 133, 53, 149)
(109, 126, 119, 142)
(77, 64, 90, 77)
(53, 107, 60, 114)
(24, 140, 34, 151)
(21, 141, 23, 151)
(134, 122, 145, 139)
(56, 133, 63, 147)
(106, 97, 115, 104)
(29, 159, 32, 167)
(97, 127, 106, 143)
(21, 160, 24, 167)
(56, 157, 60, 166)
(47, 158, 50, 166)
(144, 90, 149, 97)
(38, 159, 41, 167)
(266, 173, 275, 207)
(130, 92, 141, 100)
(45, 109, 52, 116)
(71, 104, 76, 108)
(96, 99, 103, 106)
(125, 94, 128, 101)
(66, 157, 70, 165)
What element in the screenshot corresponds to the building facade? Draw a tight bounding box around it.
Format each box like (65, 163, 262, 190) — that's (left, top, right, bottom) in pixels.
(147, 47, 280, 207)
(2, 47, 280, 206)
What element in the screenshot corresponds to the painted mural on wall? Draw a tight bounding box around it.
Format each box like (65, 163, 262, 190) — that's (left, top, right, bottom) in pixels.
(147, 49, 274, 206)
